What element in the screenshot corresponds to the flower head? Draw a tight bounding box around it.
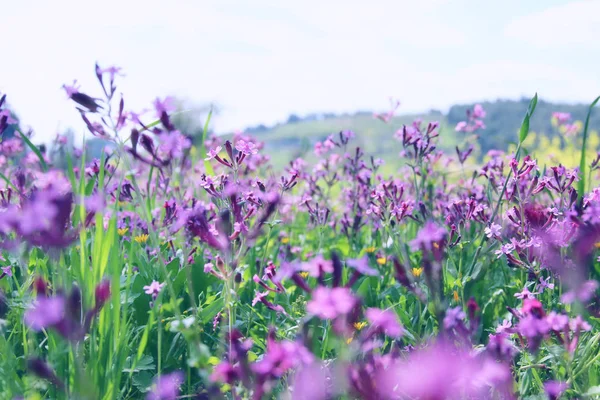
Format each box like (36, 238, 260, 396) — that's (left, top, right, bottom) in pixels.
(306, 287, 358, 320)
(146, 371, 184, 400)
(144, 281, 165, 297)
(410, 221, 447, 252)
(365, 308, 404, 338)
(24, 296, 66, 331)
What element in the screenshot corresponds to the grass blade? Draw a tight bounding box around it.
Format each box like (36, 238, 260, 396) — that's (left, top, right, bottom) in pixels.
(16, 128, 48, 171)
(201, 108, 214, 176)
(518, 93, 538, 144)
(578, 95, 600, 203)
(0, 171, 19, 193)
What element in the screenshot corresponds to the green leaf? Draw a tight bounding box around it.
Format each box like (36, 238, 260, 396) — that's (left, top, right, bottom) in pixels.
(578, 95, 600, 203)
(0, 171, 18, 193)
(201, 108, 214, 175)
(123, 355, 155, 373)
(518, 93, 538, 144)
(16, 128, 48, 171)
(200, 296, 224, 324)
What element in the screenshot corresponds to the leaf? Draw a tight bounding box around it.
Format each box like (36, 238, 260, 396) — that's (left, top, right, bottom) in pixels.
(200, 297, 224, 324)
(136, 311, 155, 365)
(123, 355, 155, 373)
(201, 108, 214, 176)
(0, 171, 18, 193)
(518, 93, 538, 144)
(578, 95, 600, 203)
(131, 371, 153, 393)
(16, 128, 48, 171)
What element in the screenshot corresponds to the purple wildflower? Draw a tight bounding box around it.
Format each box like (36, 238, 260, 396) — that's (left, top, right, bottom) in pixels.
(544, 381, 568, 400)
(24, 296, 66, 331)
(153, 97, 176, 117)
(306, 287, 358, 320)
(144, 281, 165, 297)
(346, 256, 378, 276)
(484, 223, 502, 239)
(443, 306, 466, 330)
(410, 221, 447, 251)
(365, 308, 404, 338)
(561, 280, 598, 304)
(515, 287, 537, 300)
(377, 341, 512, 399)
(205, 146, 222, 160)
(146, 371, 184, 400)
(546, 312, 569, 331)
(235, 139, 258, 156)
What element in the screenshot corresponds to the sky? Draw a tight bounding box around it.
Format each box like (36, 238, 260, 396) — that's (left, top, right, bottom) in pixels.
(1, 0, 599, 143)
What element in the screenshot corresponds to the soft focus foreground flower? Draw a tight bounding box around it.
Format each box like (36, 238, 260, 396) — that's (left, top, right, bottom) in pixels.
(346, 256, 378, 276)
(306, 287, 358, 319)
(146, 371, 184, 400)
(24, 296, 66, 331)
(291, 364, 329, 400)
(377, 341, 512, 399)
(365, 308, 404, 337)
(544, 381, 568, 400)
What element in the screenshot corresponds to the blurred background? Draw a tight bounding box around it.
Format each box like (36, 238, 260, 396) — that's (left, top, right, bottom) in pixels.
(1, 0, 599, 167)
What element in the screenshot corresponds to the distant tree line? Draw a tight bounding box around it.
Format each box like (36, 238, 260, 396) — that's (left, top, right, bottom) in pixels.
(446, 98, 600, 155)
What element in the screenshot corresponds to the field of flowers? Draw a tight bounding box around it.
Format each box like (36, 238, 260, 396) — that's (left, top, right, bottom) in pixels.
(1, 66, 600, 400)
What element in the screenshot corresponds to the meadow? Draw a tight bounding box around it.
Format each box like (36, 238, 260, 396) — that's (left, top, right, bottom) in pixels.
(1, 66, 600, 399)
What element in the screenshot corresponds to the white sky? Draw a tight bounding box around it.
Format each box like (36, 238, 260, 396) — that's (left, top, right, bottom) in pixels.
(1, 0, 599, 143)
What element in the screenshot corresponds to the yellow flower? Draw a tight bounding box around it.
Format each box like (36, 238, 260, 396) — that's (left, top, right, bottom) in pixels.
(353, 321, 367, 331)
(453, 290, 460, 302)
(299, 271, 309, 279)
(376, 257, 387, 265)
(365, 246, 377, 253)
(433, 242, 440, 250)
(118, 228, 129, 236)
(281, 237, 290, 244)
(346, 336, 354, 345)
(118, 201, 128, 207)
(412, 267, 423, 277)
(134, 234, 149, 244)
(594, 241, 600, 249)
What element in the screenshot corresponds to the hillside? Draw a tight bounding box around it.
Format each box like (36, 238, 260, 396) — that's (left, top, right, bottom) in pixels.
(247, 110, 455, 167)
(239, 98, 600, 168)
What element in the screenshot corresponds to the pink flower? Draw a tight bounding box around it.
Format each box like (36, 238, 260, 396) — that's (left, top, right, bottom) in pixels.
(144, 281, 165, 296)
(235, 139, 258, 155)
(153, 96, 176, 117)
(97, 65, 124, 81)
(552, 112, 571, 124)
(377, 341, 512, 399)
(366, 308, 404, 338)
(62, 80, 81, 97)
(306, 287, 358, 319)
(472, 104, 486, 119)
(205, 146, 222, 160)
(147, 371, 184, 400)
(484, 223, 502, 239)
(24, 296, 66, 331)
(410, 221, 447, 251)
